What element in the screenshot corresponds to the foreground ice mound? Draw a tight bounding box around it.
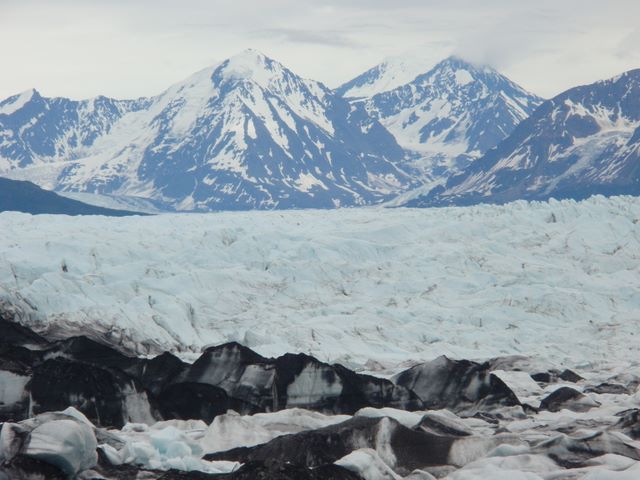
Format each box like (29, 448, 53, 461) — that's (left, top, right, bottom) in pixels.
(0, 408, 97, 476)
(201, 409, 349, 454)
(26, 419, 97, 474)
(336, 448, 402, 480)
(2, 399, 640, 479)
(101, 421, 239, 474)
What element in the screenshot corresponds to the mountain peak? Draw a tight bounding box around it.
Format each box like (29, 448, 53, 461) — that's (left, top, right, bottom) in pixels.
(361, 54, 543, 178)
(597, 67, 640, 88)
(229, 48, 269, 63)
(0, 50, 410, 211)
(417, 56, 498, 87)
(410, 65, 640, 207)
(336, 53, 435, 98)
(436, 55, 487, 70)
(218, 49, 282, 84)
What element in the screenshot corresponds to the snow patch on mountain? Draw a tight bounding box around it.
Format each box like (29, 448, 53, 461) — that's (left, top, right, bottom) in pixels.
(455, 69, 474, 86)
(0, 89, 36, 116)
(336, 53, 436, 99)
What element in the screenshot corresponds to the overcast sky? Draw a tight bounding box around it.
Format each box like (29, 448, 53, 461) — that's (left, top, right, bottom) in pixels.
(2, 0, 639, 100)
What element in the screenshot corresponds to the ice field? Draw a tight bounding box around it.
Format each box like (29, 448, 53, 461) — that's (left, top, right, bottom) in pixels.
(1, 195, 639, 375)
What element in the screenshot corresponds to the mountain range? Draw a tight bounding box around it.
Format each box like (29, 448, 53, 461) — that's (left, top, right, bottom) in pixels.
(0, 50, 413, 211)
(407, 68, 640, 207)
(0, 50, 544, 212)
(1, 50, 639, 212)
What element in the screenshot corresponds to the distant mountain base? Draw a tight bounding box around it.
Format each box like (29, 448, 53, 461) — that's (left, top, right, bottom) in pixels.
(0, 177, 142, 216)
(57, 191, 174, 214)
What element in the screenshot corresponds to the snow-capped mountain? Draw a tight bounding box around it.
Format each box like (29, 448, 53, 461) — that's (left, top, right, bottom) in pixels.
(335, 53, 433, 99)
(356, 56, 543, 179)
(407, 68, 640, 207)
(0, 50, 412, 210)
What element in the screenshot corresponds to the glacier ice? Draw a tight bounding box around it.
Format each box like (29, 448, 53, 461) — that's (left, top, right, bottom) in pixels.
(25, 419, 98, 474)
(335, 448, 402, 480)
(0, 195, 639, 377)
(0, 409, 98, 476)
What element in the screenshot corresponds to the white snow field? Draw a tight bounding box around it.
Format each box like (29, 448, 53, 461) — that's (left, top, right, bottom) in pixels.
(1, 195, 639, 374)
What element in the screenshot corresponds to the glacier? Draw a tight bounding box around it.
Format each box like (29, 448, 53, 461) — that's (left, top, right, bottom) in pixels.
(0, 195, 639, 375)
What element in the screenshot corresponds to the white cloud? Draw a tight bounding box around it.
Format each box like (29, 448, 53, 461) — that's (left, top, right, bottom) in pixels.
(0, 0, 638, 100)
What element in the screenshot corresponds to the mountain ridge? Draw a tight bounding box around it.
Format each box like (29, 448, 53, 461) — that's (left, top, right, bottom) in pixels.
(8, 52, 637, 211)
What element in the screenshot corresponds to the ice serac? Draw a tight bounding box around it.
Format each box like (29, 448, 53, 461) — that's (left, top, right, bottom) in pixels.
(335, 448, 403, 480)
(392, 356, 520, 413)
(28, 357, 157, 427)
(205, 415, 522, 476)
(0, 319, 423, 427)
(201, 409, 349, 454)
(0, 50, 413, 211)
(539, 386, 600, 413)
(359, 56, 543, 179)
(409, 68, 640, 207)
(169, 343, 423, 417)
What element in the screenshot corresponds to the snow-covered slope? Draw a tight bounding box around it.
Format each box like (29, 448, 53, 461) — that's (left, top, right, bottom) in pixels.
(408, 68, 640, 207)
(1, 196, 639, 374)
(360, 56, 543, 179)
(0, 50, 412, 211)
